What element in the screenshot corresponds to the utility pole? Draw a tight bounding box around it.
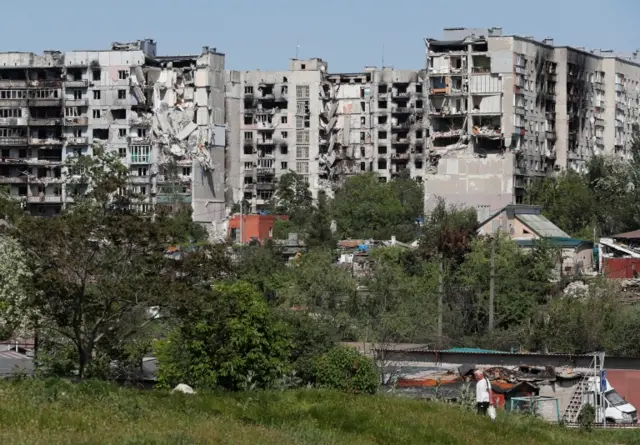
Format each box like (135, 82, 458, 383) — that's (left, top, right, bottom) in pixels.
(437, 254, 443, 339)
(488, 236, 496, 332)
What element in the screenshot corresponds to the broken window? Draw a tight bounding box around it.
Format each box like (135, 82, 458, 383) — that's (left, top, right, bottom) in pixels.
(92, 129, 108, 140)
(118, 70, 129, 80)
(244, 86, 254, 94)
(65, 107, 79, 117)
(92, 109, 102, 118)
(378, 85, 388, 94)
(378, 177, 387, 183)
(280, 145, 288, 155)
(360, 132, 366, 142)
(280, 161, 287, 170)
(378, 131, 387, 140)
(415, 159, 423, 169)
(378, 100, 387, 109)
(281, 116, 287, 124)
(112, 109, 126, 120)
(118, 90, 126, 99)
(243, 146, 252, 155)
(93, 90, 101, 100)
(244, 116, 253, 125)
(118, 128, 127, 137)
(378, 159, 387, 170)
(378, 146, 387, 154)
(360, 162, 366, 171)
(182, 167, 191, 176)
(281, 131, 288, 138)
(244, 131, 253, 140)
(415, 84, 423, 93)
(360, 116, 366, 125)
(118, 147, 126, 158)
(92, 70, 101, 81)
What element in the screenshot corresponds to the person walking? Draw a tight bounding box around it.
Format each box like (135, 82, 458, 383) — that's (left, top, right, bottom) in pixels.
(474, 370, 494, 417)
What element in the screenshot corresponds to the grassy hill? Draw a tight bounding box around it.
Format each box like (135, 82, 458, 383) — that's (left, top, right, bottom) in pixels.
(0, 379, 637, 445)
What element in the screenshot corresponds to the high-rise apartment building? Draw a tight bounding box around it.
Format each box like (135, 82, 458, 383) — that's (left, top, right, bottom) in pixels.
(424, 27, 640, 218)
(226, 60, 428, 211)
(0, 40, 226, 232)
(3, 29, 639, 236)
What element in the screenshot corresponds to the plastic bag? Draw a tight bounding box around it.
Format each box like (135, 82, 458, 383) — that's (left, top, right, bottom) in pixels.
(487, 405, 496, 421)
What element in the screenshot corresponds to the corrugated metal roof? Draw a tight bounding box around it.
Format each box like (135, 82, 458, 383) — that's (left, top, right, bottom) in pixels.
(516, 214, 570, 238)
(613, 229, 640, 240)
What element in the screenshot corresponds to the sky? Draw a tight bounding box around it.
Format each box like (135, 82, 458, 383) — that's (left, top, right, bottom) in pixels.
(2, 0, 639, 72)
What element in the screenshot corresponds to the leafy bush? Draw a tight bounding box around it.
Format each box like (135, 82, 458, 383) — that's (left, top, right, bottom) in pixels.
(579, 403, 596, 431)
(155, 281, 292, 390)
(314, 346, 378, 394)
(280, 311, 339, 384)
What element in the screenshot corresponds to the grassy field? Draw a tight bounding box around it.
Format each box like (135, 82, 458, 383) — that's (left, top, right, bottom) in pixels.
(0, 379, 637, 445)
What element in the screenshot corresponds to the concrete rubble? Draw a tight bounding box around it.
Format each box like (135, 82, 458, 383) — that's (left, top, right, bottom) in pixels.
(133, 63, 215, 172)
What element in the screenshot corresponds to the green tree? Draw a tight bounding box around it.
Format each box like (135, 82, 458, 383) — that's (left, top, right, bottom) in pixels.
(332, 173, 423, 242)
(278, 248, 357, 311)
(452, 235, 555, 347)
(3, 148, 186, 378)
(418, 198, 477, 265)
(235, 242, 290, 304)
(155, 281, 292, 390)
(272, 172, 313, 226)
(527, 170, 596, 238)
(305, 191, 337, 249)
(0, 236, 33, 340)
(280, 310, 339, 384)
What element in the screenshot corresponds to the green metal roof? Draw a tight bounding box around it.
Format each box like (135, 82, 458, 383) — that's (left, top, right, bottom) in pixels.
(443, 347, 505, 354)
(516, 214, 570, 238)
(515, 237, 592, 248)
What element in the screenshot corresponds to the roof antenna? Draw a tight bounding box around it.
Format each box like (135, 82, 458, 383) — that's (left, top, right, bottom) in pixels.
(296, 38, 300, 59)
(382, 44, 385, 68)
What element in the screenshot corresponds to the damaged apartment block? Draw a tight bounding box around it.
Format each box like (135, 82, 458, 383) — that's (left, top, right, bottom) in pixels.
(425, 28, 563, 215)
(0, 40, 226, 232)
(226, 60, 428, 212)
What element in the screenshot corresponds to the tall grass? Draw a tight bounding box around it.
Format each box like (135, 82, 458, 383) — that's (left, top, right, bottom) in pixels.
(0, 379, 637, 445)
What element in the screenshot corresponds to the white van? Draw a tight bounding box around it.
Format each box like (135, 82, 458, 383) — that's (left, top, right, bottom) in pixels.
(583, 377, 637, 424)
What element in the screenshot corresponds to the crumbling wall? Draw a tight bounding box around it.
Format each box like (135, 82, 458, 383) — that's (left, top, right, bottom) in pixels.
(424, 152, 515, 213)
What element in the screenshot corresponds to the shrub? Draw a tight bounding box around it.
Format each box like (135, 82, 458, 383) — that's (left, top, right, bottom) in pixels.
(155, 281, 292, 390)
(579, 403, 596, 431)
(280, 311, 338, 384)
(314, 346, 378, 394)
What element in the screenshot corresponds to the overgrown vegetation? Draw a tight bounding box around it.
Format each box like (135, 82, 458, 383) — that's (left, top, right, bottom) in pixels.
(0, 143, 639, 404)
(0, 379, 637, 445)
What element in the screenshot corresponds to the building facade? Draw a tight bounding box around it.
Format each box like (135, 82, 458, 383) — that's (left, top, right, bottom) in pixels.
(424, 27, 640, 218)
(225, 60, 428, 212)
(0, 40, 226, 230)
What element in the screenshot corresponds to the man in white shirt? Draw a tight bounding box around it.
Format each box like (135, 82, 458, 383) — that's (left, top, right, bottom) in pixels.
(474, 370, 493, 415)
